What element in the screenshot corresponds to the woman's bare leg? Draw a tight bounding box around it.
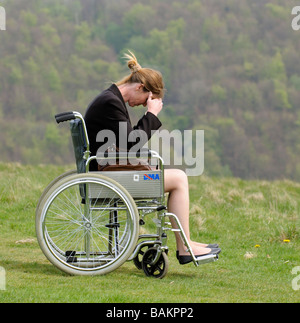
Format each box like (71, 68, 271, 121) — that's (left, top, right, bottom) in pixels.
(164, 169, 211, 256)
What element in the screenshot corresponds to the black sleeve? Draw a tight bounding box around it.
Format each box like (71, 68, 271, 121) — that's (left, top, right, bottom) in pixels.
(106, 101, 162, 150)
(85, 90, 162, 158)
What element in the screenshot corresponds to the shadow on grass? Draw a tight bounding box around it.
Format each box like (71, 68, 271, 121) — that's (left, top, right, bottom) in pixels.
(115, 261, 205, 280)
(2, 254, 207, 280)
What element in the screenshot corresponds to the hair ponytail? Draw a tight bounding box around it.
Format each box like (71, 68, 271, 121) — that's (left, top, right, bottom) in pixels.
(116, 51, 165, 99)
(124, 50, 142, 73)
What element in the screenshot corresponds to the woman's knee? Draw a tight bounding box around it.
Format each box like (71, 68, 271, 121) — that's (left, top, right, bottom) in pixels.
(174, 169, 188, 184)
(164, 169, 188, 191)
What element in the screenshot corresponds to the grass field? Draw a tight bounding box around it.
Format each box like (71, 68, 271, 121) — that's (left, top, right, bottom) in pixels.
(0, 162, 299, 303)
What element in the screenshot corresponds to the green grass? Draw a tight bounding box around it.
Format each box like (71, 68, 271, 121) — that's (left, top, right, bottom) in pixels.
(0, 162, 299, 303)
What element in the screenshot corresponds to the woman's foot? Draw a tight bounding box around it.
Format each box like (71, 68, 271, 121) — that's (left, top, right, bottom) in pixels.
(176, 241, 220, 260)
(193, 242, 219, 249)
(178, 248, 221, 265)
(177, 243, 213, 257)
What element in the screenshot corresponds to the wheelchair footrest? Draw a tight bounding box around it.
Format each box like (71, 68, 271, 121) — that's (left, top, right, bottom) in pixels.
(195, 253, 218, 266)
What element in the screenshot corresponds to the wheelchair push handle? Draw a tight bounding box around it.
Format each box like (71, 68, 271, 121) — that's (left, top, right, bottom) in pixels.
(55, 111, 76, 124)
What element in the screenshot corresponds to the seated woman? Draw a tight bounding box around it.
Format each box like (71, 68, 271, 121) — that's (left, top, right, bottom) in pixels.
(84, 51, 220, 264)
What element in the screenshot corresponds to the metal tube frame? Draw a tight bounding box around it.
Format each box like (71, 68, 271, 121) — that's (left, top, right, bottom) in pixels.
(70, 112, 217, 268)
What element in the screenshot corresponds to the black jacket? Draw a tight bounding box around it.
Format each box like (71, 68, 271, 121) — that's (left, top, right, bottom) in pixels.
(84, 84, 162, 170)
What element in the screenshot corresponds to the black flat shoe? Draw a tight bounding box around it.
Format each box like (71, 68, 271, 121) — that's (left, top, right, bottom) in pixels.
(207, 243, 219, 248)
(176, 244, 219, 259)
(178, 248, 221, 265)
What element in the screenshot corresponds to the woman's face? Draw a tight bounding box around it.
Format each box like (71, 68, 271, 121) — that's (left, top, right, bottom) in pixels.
(128, 84, 150, 107)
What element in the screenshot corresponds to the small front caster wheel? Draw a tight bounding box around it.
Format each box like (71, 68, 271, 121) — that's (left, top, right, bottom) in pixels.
(133, 245, 152, 270)
(141, 247, 169, 279)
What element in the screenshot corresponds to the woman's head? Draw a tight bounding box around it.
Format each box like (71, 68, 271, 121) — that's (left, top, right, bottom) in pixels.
(116, 51, 165, 99)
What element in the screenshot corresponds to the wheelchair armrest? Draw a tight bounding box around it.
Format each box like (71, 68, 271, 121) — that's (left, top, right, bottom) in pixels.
(102, 148, 152, 159)
(55, 111, 76, 124)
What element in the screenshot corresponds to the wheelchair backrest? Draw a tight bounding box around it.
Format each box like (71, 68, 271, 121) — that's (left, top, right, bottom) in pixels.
(69, 119, 87, 174)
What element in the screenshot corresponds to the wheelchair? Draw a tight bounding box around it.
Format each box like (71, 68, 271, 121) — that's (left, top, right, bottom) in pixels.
(36, 111, 218, 278)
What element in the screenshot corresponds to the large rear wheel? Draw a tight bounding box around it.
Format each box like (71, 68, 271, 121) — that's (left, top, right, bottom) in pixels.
(36, 173, 139, 275)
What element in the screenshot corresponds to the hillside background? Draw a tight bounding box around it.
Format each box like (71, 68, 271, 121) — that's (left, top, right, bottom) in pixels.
(0, 0, 299, 181)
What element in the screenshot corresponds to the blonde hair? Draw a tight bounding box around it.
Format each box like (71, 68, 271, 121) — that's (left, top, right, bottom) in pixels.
(116, 51, 165, 99)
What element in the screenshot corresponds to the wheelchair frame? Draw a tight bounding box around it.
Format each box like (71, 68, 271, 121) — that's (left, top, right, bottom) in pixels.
(35, 111, 218, 278)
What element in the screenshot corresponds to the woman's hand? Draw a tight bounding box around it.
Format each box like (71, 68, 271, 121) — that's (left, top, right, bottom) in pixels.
(146, 92, 163, 116)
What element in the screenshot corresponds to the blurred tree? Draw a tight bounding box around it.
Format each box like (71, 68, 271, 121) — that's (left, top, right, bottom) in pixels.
(0, 0, 299, 180)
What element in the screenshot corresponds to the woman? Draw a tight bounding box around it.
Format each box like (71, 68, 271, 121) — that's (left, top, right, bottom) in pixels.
(84, 51, 220, 264)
